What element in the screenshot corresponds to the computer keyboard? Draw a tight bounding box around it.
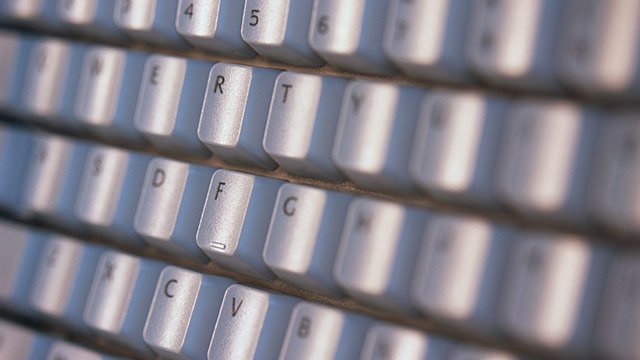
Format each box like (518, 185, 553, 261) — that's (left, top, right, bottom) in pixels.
(0, 0, 638, 359)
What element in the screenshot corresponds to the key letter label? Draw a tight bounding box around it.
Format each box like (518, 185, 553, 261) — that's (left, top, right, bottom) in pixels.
(283, 196, 297, 216)
(152, 168, 165, 187)
(164, 279, 177, 298)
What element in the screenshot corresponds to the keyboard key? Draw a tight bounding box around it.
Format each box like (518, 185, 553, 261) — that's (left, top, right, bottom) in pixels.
(495, 100, 598, 224)
(263, 72, 347, 181)
(209, 285, 296, 360)
(360, 323, 449, 360)
(0, 126, 33, 214)
(333, 80, 423, 194)
(143, 266, 234, 359)
(383, 0, 472, 83)
(56, 0, 125, 41)
(263, 184, 351, 296)
(467, 0, 562, 90)
(47, 340, 119, 360)
(308, 0, 394, 74)
(175, 0, 256, 58)
(411, 214, 509, 334)
(197, 63, 279, 169)
(448, 344, 520, 360)
(1, 0, 60, 29)
(134, 55, 211, 156)
(499, 232, 609, 355)
(75, 146, 149, 245)
(75, 46, 147, 143)
(134, 157, 213, 261)
(0, 320, 53, 360)
(197, 169, 282, 279)
(0, 31, 31, 116)
(241, 0, 323, 66)
(114, 0, 188, 48)
(334, 198, 426, 312)
(84, 251, 162, 355)
(29, 236, 104, 331)
(409, 90, 506, 207)
(279, 302, 370, 360)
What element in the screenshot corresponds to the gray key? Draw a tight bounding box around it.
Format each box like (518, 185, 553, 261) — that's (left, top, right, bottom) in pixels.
(75, 46, 147, 143)
(175, 0, 256, 58)
(263, 72, 347, 181)
(334, 197, 427, 312)
(241, 0, 323, 66)
(22, 134, 88, 230)
(447, 345, 520, 360)
(0, 126, 33, 215)
(197, 63, 279, 169)
(29, 236, 104, 331)
(84, 251, 163, 355)
(279, 302, 370, 360)
(0, 320, 53, 360)
(143, 266, 234, 359)
(360, 323, 450, 360)
(409, 90, 506, 207)
(75, 146, 149, 245)
(411, 214, 509, 335)
(0, 31, 31, 116)
(308, 0, 394, 75)
(134, 55, 211, 156)
(1, 0, 60, 29)
(0, 221, 45, 315)
(333, 80, 423, 194)
(209, 285, 296, 360)
(384, 0, 472, 83)
(57, 0, 125, 41)
(495, 100, 598, 225)
(197, 169, 283, 279)
(114, 0, 188, 48)
(263, 184, 351, 296)
(47, 341, 120, 360)
(499, 232, 609, 355)
(134, 157, 213, 261)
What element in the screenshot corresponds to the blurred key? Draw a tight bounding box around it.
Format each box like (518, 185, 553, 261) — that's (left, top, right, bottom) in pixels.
(360, 323, 450, 360)
(197, 169, 282, 279)
(500, 232, 609, 355)
(114, 0, 188, 48)
(197, 63, 279, 169)
(47, 341, 119, 360)
(334, 198, 426, 312)
(279, 302, 370, 360)
(75, 46, 147, 143)
(263, 72, 347, 181)
(241, 0, 323, 66)
(57, 0, 125, 41)
(134, 158, 213, 261)
(75, 146, 149, 245)
(175, 0, 255, 57)
(1, 0, 60, 29)
(0, 31, 31, 115)
(263, 184, 351, 296)
(143, 266, 234, 359)
(495, 100, 598, 224)
(84, 251, 162, 355)
(0, 320, 53, 360)
(134, 55, 211, 156)
(384, 0, 472, 83)
(29, 236, 103, 331)
(448, 345, 520, 360)
(333, 80, 423, 194)
(308, 0, 394, 74)
(409, 90, 506, 207)
(411, 214, 509, 334)
(209, 285, 296, 360)
(467, 0, 562, 90)
(0, 126, 33, 214)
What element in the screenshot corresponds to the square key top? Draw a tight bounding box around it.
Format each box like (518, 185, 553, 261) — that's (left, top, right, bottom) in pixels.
(360, 323, 451, 360)
(114, 0, 188, 48)
(57, 0, 125, 41)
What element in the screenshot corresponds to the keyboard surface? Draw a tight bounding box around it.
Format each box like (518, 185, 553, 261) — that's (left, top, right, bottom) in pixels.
(0, 1, 639, 359)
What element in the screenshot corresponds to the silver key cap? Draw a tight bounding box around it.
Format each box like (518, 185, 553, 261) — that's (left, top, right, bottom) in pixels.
(114, 0, 188, 48)
(47, 341, 119, 360)
(333, 80, 423, 194)
(84, 251, 162, 355)
(134, 157, 213, 261)
(263, 183, 351, 296)
(197, 169, 282, 279)
(75, 146, 149, 245)
(448, 345, 520, 360)
(143, 266, 234, 359)
(384, 0, 472, 83)
(1, 0, 60, 29)
(411, 214, 509, 334)
(57, 0, 124, 41)
(308, 0, 394, 74)
(334, 197, 426, 312)
(75, 46, 147, 143)
(209, 285, 296, 360)
(360, 323, 449, 360)
(0, 31, 31, 115)
(0, 320, 53, 360)
(134, 55, 211, 156)
(279, 302, 370, 360)
(197, 63, 279, 168)
(0, 126, 33, 214)
(241, 0, 323, 66)
(175, 0, 256, 57)
(263, 72, 347, 181)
